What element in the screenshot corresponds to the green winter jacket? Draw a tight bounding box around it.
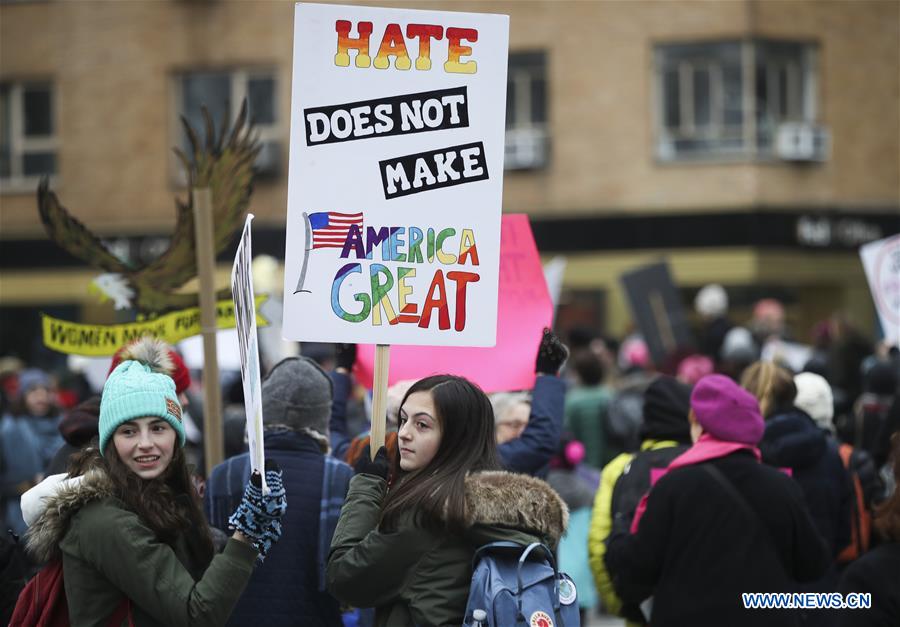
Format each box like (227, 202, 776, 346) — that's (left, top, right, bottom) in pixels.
(24, 467, 257, 627)
(564, 384, 613, 468)
(327, 470, 569, 627)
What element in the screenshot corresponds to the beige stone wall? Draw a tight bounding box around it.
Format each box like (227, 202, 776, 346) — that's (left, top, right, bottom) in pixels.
(753, 0, 900, 207)
(560, 247, 872, 339)
(0, 0, 296, 237)
(1, 0, 896, 237)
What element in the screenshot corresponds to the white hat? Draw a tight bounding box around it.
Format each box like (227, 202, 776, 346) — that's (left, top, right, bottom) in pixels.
(695, 284, 728, 318)
(794, 372, 834, 432)
(720, 326, 758, 361)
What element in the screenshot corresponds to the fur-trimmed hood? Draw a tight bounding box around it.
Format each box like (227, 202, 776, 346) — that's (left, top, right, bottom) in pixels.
(464, 470, 568, 546)
(23, 468, 115, 564)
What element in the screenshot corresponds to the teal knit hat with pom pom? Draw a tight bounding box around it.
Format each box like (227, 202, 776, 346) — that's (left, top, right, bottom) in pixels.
(99, 360, 186, 455)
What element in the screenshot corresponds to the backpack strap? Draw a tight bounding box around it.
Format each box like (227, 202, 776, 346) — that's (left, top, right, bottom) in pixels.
(471, 541, 556, 570)
(473, 542, 564, 625)
(838, 443, 851, 467)
(471, 540, 524, 569)
(517, 543, 561, 617)
(700, 464, 788, 571)
(837, 443, 870, 561)
(701, 465, 757, 520)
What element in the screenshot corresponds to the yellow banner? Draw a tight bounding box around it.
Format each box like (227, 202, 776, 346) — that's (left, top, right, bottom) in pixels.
(42, 296, 269, 356)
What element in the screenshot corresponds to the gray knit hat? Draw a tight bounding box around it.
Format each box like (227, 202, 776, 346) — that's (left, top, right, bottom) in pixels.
(262, 356, 333, 449)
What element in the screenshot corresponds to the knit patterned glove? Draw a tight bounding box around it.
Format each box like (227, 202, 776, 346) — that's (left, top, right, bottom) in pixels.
(535, 327, 570, 375)
(228, 460, 287, 562)
(254, 519, 283, 562)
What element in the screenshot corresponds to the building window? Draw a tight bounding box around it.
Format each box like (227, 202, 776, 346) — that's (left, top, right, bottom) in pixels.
(655, 42, 745, 160)
(174, 69, 280, 179)
(654, 40, 820, 162)
(505, 51, 548, 170)
(0, 81, 58, 190)
(755, 41, 818, 153)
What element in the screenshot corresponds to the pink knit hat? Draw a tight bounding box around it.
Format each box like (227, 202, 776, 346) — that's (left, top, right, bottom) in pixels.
(691, 374, 765, 444)
(677, 354, 714, 385)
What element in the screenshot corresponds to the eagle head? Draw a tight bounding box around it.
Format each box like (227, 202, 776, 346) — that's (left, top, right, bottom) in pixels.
(89, 273, 136, 310)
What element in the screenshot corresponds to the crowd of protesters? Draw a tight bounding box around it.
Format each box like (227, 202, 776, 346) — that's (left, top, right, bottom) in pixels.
(1, 285, 898, 626)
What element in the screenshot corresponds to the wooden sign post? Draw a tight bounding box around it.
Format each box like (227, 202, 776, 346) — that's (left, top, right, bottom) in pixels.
(369, 344, 391, 458)
(193, 186, 224, 476)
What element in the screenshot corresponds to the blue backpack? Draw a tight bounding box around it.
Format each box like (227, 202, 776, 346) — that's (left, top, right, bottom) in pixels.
(463, 541, 580, 627)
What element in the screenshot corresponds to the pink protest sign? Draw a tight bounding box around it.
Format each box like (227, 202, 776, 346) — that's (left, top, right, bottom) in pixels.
(356, 214, 552, 393)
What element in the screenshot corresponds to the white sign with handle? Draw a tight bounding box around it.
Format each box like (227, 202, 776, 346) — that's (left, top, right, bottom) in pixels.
(860, 233, 900, 346)
(231, 214, 267, 492)
(283, 2, 509, 348)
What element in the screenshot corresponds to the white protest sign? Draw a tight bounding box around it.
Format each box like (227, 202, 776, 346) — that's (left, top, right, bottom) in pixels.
(283, 3, 509, 347)
(179, 331, 242, 371)
(761, 339, 814, 373)
(231, 214, 267, 491)
(860, 233, 900, 345)
(543, 256, 567, 314)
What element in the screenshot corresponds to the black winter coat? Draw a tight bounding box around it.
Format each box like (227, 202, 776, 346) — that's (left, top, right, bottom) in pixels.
(761, 409, 853, 556)
(838, 542, 900, 627)
(605, 451, 830, 627)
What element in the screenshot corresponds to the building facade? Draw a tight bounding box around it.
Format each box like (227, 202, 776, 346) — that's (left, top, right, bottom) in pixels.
(1, 0, 898, 360)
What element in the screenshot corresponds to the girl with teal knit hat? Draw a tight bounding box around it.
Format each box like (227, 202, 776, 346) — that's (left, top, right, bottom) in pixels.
(18, 340, 287, 626)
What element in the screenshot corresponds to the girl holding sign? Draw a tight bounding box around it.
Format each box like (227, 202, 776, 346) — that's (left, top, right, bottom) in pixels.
(17, 344, 286, 626)
(326, 372, 569, 626)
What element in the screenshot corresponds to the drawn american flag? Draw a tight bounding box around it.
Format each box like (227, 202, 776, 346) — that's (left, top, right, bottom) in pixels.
(308, 211, 364, 249)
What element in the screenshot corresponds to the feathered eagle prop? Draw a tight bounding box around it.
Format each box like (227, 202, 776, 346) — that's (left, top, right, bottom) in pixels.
(37, 100, 260, 313)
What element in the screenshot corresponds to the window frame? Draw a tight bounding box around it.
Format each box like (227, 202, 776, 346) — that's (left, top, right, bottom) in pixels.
(0, 80, 59, 193)
(653, 38, 819, 164)
(169, 67, 280, 185)
(507, 51, 547, 131)
(505, 51, 549, 171)
(754, 41, 819, 157)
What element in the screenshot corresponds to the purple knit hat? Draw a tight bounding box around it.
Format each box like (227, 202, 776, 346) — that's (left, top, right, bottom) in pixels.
(691, 374, 764, 444)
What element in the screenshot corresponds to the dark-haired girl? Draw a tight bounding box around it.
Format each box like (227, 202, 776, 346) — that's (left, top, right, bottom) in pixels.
(326, 373, 569, 626)
(20, 348, 285, 626)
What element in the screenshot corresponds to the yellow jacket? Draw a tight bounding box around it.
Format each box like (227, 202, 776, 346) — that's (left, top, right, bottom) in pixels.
(587, 439, 680, 620)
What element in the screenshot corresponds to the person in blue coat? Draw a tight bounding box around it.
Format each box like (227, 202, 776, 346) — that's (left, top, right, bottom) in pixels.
(1, 368, 62, 535)
(328, 343, 363, 462)
(494, 328, 569, 478)
(206, 356, 353, 627)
